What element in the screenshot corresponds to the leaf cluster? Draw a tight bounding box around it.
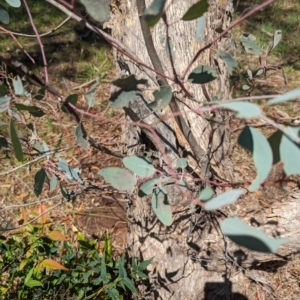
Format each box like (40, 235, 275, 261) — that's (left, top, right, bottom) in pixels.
(0, 226, 152, 299)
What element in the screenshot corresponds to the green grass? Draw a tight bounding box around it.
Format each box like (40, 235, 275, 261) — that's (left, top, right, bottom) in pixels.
(232, 0, 300, 99)
(2, 0, 112, 84)
(235, 0, 300, 77)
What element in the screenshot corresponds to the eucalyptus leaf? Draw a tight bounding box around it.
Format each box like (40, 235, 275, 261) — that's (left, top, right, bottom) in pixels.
(220, 102, 261, 118)
(176, 158, 187, 169)
(34, 88, 45, 100)
(49, 176, 57, 191)
(12, 76, 24, 95)
(109, 75, 147, 108)
(148, 86, 172, 110)
(242, 84, 251, 90)
(43, 140, 50, 160)
(84, 78, 100, 108)
(0, 95, 11, 112)
(76, 123, 89, 149)
(216, 50, 238, 75)
(123, 156, 156, 177)
(280, 126, 300, 176)
(139, 176, 171, 197)
(152, 187, 172, 226)
(165, 37, 175, 59)
(204, 189, 244, 210)
(14, 104, 45, 117)
(198, 188, 214, 201)
(9, 118, 23, 161)
(196, 16, 206, 43)
(255, 69, 264, 76)
(270, 30, 282, 52)
(0, 4, 9, 24)
(188, 65, 217, 84)
(268, 130, 282, 164)
(62, 94, 78, 113)
(144, 0, 167, 27)
(34, 168, 46, 197)
(221, 217, 289, 253)
(57, 159, 83, 184)
(174, 179, 187, 193)
(6, 0, 21, 7)
(267, 88, 300, 105)
(240, 34, 263, 55)
(182, 0, 209, 21)
(238, 126, 273, 191)
(79, 0, 111, 23)
(98, 167, 136, 191)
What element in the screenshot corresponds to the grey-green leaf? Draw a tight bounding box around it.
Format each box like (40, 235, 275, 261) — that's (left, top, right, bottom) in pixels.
(176, 158, 187, 169)
(123, 156, 156, 177)
(268, 130, 282, 164)
(188, 65, 217, 84)
(220, 102, 261, 118)
(148, 86, 172, 110)
(182, 0, 209, 21)
(152, 187, 172, 226)
(196, 16, 206, 43)
(0, 95, 11, 112)
(98, 167, 136, 191)
(144, 0, 167, 27)
(79, 0, 111, 23)
(255, 69, 264, 76)
(49, 176, 57, 191)
(62, 94, 78, 113)
(240, 33, 262, 55)
(204, 188, 244, 211)
(174, 179, 187, 193)
(238, 126, 273, 191)
(34, 88, 45, 100)
(15, 104, 45, 117)
(220, 217, 289, 253)
(5, 0, 21, 7)
(216, 50, 238, 75)
(270, 30, 282, 52)
(198, 187, 214, 201)
(76, 123, 89, 149)
(109, 75, 147, 108)
(43, 140, 50, 160)
(0, 4, 9, 24)
(267, 88, 300, 105)
(12, 76, 24, 95)
(165, 37, 175, 59)
(57, 159, 83, 184)
(139, 176, 171, 197)
(242, 84, 251, 90)
(280, 126, 300, 176)
(34, 168, 46, 197)
(10, 119, 23, 161)
(84, 78, 100, 108)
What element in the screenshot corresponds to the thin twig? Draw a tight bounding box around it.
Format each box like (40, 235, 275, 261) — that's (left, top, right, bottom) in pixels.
(22, 0, 49, 82)
(0, 195, 62, 211)
(0, 16, 71, 38)
(0, 146, 74, 177)
(0, 200, 66, 231)
(182, 0, 277, 79)
(0, 25, 35, 64)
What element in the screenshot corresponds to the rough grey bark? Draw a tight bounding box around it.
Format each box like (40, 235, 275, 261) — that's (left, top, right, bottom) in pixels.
(105, 1, 300, 299)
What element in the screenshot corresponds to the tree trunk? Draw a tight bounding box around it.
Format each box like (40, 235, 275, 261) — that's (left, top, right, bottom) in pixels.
(106, 1, 300, 299)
